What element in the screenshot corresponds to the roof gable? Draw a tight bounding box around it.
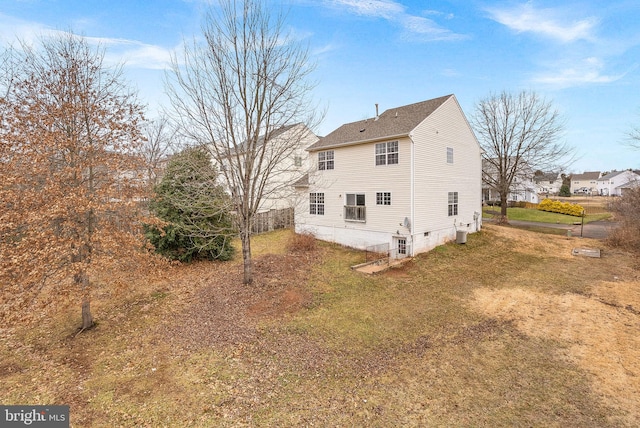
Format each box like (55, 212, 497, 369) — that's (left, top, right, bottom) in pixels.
(598, 170, 640, 181)
(572, 171, 601, 180)
(307, 94, 453, 151)
(534, 172, 560, 183)
(233, 123, 315, 154)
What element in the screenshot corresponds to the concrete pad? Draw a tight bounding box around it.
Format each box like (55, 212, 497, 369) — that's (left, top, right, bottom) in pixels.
(572, 248, 601, 258)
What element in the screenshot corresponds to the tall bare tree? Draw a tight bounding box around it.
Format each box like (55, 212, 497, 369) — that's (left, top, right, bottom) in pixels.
(628, 122, 640, 150)
(0, 33, 147, 329)
(472, 90, 570, 222)
(166, 0, 319, 284)
(141, 114, 179, 188)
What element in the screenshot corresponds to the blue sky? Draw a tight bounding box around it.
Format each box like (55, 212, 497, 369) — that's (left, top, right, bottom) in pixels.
(1, 0, 639, 173)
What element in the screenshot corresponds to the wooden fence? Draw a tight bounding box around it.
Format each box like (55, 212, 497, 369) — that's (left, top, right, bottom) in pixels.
(251, 207, 294, 234)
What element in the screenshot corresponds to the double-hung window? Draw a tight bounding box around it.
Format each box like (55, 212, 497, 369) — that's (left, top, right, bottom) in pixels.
(448, 192, 458, 216)
(345, 193, 366, 222)
(318, 150, 334, 170)
(447, 147, 454, 164)
(375, 141, 398, 165)
(310, 193, 325, 215)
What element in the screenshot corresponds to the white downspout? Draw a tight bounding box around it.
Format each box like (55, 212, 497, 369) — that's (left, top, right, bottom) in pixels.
(409, 133, 416, 256)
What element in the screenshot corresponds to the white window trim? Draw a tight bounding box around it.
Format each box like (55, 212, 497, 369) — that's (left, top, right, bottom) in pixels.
(376, 191, 392, 206)
(374, 141, 398, 166)
(344, 192, 366, 222)
(309, 192, 325, 215)
(448, 191, 459, 217)
(318, 150, 334, 170)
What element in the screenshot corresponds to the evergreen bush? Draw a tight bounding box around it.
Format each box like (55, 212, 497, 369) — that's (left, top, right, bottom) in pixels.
(145, 147, 235, 262)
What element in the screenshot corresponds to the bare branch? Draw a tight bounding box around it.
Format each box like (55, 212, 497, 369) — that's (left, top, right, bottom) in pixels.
(472, 90, 572, 218)
(165, 0, 320, 284)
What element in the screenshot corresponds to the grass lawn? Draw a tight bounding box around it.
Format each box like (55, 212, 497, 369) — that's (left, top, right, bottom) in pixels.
(1, 227, 638, 426)
(483, 206, 611, 224)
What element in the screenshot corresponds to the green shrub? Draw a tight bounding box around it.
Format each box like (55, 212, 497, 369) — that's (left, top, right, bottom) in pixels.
(538, 198, 584, 217)
(145, 147, 235, 262)
(559, 184, 571, 197)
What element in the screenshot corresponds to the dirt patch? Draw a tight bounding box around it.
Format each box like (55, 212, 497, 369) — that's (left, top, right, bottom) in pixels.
(470, 280, 640, 426)
(0, 362, 24, 377)
(159, 250, 317, 351)
(247, 287, 311, 317)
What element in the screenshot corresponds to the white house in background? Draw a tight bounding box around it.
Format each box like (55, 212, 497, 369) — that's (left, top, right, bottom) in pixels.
(218, 123, 319, 213)
(534, 172, 563, 196)
(294, 94, 482, 258)
(570, 171, 601, 194)
(482, 160, 539, 204)
(597, 170, 640, 196)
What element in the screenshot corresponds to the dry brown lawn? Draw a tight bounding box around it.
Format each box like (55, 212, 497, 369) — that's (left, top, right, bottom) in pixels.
(1, 226, 639, 427)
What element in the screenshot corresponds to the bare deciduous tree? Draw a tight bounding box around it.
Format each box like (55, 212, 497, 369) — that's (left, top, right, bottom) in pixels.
(472, 90, 570, 221)
(141, 114, 179, 188)
(166, 0, 319, 284)
(0, 33, 147, 329)
(628, 123, 640, 151)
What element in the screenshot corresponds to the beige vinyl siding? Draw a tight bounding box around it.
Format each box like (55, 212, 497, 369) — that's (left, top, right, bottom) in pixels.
(258, 124, 319, 212)
(302, 137, 411, 234)
(412, 97, 482, 235)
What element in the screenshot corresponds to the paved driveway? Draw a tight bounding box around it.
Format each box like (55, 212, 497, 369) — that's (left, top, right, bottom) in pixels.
(490, 219, 617, 240)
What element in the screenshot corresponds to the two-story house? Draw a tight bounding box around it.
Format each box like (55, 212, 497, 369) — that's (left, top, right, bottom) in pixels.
(294, 94, 482, 258)
(570, 171, 601, 194)
(217, 122, 319, 213)
(534, 172, 563, 196)
(597, 170, 640, 196)
(482, 159, 539, 204)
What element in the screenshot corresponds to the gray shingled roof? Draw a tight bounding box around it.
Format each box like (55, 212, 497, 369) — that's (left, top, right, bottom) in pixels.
(292, 173, 309, 188)
(233, 123, 308, 153)
(534, 172, 560, 183)
(307, 94, 454, 151)
(572, 171, 601, 180)
(598, 170, 627, 180)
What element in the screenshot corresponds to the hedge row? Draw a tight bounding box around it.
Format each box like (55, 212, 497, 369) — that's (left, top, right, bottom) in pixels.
(485, 201, 538, 209)
(538, 198, 585, 217)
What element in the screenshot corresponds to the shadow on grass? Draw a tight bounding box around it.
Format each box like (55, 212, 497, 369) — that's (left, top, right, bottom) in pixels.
(506, 224, 569, 236)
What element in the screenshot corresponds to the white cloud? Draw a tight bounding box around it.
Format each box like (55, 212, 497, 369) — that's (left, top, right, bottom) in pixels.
(326, 0, 464, 41)
(0, 13, 55, 46)
(0, 13, 172, 70)
(312, 43, 338, 57)
(533, 57, 627, 87)
(487, 3, 598, 43)
(401, 15, 465, 41)
(329, 0, 404, 20)
(87, 36, 173, 69)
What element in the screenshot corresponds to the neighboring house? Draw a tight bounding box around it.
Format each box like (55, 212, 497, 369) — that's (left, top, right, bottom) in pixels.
(482, 160, 539, 204)
(597, 170, 640, 196)
(217, 123, 319, 213)
(570, 171, 601, 194)
(294, 94, 482, 258)
(534, 172, 563, 196)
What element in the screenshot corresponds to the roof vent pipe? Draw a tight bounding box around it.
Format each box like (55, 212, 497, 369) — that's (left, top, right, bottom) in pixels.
(375, 103, 379, 120)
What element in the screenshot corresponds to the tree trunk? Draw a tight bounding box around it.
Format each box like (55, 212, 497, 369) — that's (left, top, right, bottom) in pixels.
(81, 296, 93, 329)
(240, 227, 253, 284)
(78, 269, 94, 329)
(498, 193, 509, 224)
